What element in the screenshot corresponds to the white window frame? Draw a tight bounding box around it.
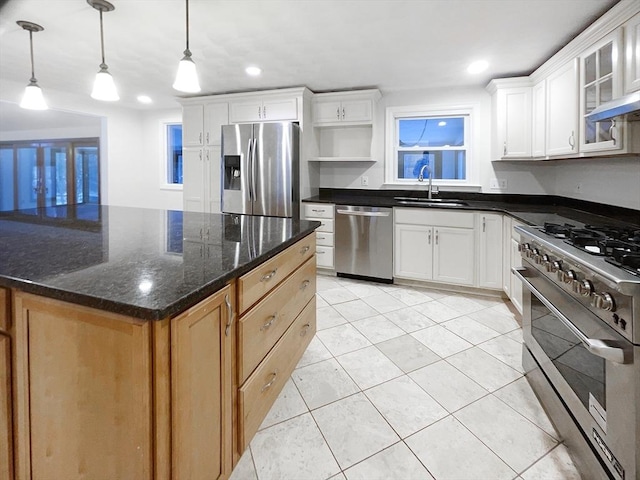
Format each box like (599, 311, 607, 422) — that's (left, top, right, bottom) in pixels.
(160, 119, 183, 191)
(385, 104, 475, 187)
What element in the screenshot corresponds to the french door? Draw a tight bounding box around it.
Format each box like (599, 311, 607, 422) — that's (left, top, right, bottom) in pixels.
(0, 139, 99, 211)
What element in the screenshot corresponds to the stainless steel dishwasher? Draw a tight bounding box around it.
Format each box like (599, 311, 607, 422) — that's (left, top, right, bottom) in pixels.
(335, 205, 393, 282)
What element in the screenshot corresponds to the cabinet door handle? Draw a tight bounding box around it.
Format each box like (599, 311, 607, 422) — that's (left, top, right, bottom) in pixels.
(300, 323, 311, 337)
(609, 119, 617, 146)
(206, 150, 209, 161)
(206, 132, 209, 144)
(260, 314, 277, 331)
(341, 107, 345, 119)
(336, 107, 340, 119)
(224, 294, 233, 337)
(568, 131, 575, 149)
(483, 217, 486, 233)
(199, 132, 202, 143)
(503, 142, 507, 156)
(258, 106, 261, 119)
(199, 150, 202, 161)
(263, 106, 266, 118)
(300, 245, 310, 255)
(300, 280, 311, 290)
(261, 371, 278, 392)
(428, 231, 431, 244)
(435, 230, 439, 245)
(260, 268, 278, 282)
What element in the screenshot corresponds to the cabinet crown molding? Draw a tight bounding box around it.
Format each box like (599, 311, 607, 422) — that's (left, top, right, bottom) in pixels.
(177, 86, 313, 105)
(530, 0, 639, 83)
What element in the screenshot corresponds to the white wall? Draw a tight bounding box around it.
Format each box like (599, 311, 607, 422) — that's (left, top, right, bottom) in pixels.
(0, 78, 182, 210)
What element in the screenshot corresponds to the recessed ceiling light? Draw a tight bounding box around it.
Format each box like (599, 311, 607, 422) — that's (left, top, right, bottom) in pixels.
(467, 60, 489, 74)
(137, 95, 152, 104)
(245, 66, 262, 77)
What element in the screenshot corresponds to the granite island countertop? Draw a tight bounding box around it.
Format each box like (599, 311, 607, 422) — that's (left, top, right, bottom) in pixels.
(303, 189, 640, 228)
(0, 205, 320, 320)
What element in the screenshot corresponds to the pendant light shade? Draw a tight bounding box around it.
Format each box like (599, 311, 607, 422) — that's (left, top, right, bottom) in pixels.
(173, 0, 200, 93)
(17, 21, 48, 110)
(88, 0, 119, 101)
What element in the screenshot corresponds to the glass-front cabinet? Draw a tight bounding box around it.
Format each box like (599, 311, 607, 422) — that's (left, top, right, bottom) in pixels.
(579, 29, 624, 153)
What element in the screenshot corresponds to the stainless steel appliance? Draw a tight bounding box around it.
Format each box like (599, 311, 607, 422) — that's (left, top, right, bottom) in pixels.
(514, 221, 639, 480)
(221, 122, 299, 218)
(335, 205, 393, 282)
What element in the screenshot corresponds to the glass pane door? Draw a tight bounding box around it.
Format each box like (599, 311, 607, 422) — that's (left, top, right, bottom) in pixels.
(0, 146, 14, 211)
(16, 146, 38, 210)
(74, 146, 99, 204)
(43, 145, 69, 207)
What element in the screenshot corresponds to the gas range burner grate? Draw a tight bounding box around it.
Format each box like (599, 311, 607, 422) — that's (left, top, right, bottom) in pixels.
(541, 222, 576, 239)
(604, 242, 640, 276)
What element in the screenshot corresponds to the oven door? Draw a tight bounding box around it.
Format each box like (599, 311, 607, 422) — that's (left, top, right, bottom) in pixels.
(514, 266, 634, 480)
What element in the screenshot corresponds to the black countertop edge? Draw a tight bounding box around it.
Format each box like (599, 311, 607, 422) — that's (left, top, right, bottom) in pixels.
(303, 189, 640, 227)
(0, 224, 320, 321)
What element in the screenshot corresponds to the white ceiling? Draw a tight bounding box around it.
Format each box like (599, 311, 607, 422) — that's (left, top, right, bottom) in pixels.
(0, 0, 620, 112)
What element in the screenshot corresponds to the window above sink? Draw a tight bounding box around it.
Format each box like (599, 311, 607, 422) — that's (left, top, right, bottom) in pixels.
(385, 104, 474, 187)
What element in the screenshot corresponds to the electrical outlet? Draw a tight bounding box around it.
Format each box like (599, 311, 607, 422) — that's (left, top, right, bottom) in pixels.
(361, 175, 369, 186)
(489, 178, 499, 190)
(498, 178, 507, 189)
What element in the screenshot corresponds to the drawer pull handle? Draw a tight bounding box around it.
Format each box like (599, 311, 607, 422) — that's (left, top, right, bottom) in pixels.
(317, 236, 325, 240)
(224, 294, 233, 337)
(300, 245, 310, 254)
(261, 269, 278, 282)
(317, 251, 325, 254)
(300, 323, 311, 336)
(260, 314, 277, 331)
(300, 280, 310, 290)
(261, 371, 278, 392)
(311, 209, 324, 213)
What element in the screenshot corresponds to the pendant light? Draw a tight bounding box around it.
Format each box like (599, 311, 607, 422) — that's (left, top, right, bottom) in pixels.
(173, 0, 201, 93)
(17, 21, 48, 110)
(88, 0, 119, 101)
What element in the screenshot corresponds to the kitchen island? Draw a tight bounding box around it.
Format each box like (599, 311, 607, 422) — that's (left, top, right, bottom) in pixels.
(0, 205, 319, 480)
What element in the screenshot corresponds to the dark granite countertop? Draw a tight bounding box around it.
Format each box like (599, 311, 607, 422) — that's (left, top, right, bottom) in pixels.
(0, 205, 320, 320)
(303, 189, 640, 228)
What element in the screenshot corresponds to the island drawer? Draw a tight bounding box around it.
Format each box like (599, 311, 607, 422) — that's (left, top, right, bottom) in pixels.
(238, 297, 316, 450)
(238, 257, 316, 384)
(238, 234, 316, 314)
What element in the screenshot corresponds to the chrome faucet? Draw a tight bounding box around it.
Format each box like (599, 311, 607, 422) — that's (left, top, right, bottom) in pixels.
(417, 164, 434, 200)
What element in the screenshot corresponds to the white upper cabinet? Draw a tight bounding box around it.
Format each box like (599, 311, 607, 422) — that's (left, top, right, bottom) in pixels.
(229, 97, 298, 123)
(310, 89, 381, 161)
(624, 12, 640, 93)
(183, 104, 205, 147)
(205, 103, 229, 146)
(489, 79, 532, 159)
(313, 98, 373, 125)
(579, 29, 624, 153)
(546, 59, 579, 157)
(531, 79, 547, 157)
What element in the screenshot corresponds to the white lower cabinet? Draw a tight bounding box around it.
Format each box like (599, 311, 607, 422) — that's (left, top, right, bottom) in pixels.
(303, 203, 335, 270)
(510, 222, 525, 314)
(394, 208, 474, 286)
(183, 146, 222, 214)
(477, 213, 503, 289)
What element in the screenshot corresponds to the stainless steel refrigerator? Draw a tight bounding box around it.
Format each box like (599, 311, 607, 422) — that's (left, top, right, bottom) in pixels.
(221, 122, 300, 218)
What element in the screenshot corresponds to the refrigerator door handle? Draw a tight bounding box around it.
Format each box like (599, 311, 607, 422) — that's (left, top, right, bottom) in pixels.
(246, 138, 253, 201)
(252, 137, 258, 204)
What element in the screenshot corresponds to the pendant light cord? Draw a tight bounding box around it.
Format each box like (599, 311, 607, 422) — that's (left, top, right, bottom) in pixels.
(99, 9, 106, 67)
(184, 0, 190, 54)
(28, 30, 36, 81)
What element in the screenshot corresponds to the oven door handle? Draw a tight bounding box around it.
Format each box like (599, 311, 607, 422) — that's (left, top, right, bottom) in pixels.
(513, 267, 631, 365)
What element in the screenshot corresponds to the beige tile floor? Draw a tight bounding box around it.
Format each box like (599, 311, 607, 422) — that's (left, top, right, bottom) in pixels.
(230, 275, 583, 480)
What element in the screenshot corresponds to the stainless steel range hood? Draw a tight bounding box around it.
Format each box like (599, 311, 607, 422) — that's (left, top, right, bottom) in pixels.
(586, 91, 640, 122)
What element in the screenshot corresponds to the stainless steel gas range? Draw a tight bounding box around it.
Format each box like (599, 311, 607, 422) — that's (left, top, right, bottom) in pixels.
(514, 220, 639, 480)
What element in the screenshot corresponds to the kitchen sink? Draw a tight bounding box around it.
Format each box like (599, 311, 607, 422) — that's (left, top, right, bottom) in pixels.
(394, 197, 469, 207)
